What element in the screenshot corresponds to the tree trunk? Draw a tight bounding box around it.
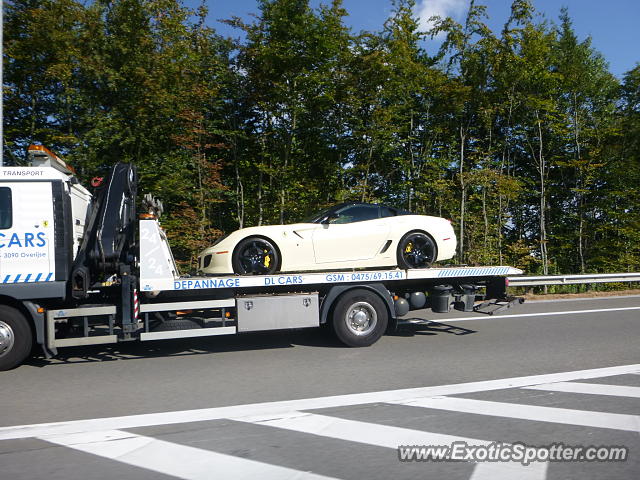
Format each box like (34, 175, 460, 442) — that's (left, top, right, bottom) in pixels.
(536, 113, 549, 291)
(573, 93, 586, 274)
(458, 126, 466, 263)
(361, 145, 373, 202)
(257, 170, 263, 227)
(234, 152, 244, 229)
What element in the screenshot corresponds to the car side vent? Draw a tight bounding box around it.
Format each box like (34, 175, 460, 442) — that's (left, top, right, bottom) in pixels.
(203, 254, 212, 269)
(380, 240, 392, 254)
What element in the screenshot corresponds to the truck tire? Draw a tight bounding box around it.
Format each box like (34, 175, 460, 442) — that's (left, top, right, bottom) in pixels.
(152, 318, 203, 331)
(331, 289, 388, 347)
(0, 305, 33, 371)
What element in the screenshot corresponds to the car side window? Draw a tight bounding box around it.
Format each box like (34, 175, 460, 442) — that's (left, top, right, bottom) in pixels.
(331, 205, 380, 224)
(0, 187, 12, 229)
(380, 207, 397, 218)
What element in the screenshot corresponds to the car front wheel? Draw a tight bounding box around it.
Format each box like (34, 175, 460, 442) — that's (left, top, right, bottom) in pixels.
(232, 237, 280, 275)
(397, 231, 437, 269)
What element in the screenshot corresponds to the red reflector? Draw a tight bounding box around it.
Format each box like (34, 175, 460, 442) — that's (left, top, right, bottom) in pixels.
(215, 251, 229, 254)
(443, 237, 451, 241)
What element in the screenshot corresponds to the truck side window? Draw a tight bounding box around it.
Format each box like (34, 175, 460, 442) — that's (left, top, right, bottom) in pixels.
(0, 187, 12, 229)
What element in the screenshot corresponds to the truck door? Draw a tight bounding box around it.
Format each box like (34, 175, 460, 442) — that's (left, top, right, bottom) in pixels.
(0, 182, 55, 284)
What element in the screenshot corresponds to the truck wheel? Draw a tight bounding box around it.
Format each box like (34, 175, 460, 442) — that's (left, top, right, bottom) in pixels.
(332, 289, 388, 347)
(152, 318, 203, 331)
(0, 305, 33, 371)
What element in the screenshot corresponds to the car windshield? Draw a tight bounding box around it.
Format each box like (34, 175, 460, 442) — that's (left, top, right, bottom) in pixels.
(303, 206, 334, 223)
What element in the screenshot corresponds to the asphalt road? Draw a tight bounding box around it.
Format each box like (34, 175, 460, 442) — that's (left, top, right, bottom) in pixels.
(1, 295, 639, 479)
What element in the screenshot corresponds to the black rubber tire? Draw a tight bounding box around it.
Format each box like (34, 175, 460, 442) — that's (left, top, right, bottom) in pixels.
(397, 231, 437, 269)
(331, 289, 388, 347)
(232, 237, 280, 275)
(0, 305, 33, 371)
(152, 318, 203, 331)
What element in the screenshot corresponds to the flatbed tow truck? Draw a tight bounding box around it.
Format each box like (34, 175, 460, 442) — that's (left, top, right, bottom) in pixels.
(0, 146, 523, 370)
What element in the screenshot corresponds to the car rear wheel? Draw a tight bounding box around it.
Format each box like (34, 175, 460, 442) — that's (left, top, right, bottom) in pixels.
(397, 231, 437, 269)
(232, 237, 280, 275)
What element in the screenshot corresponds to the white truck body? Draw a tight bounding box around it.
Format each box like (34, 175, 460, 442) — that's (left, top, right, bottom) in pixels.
(0, 147, 524, 370)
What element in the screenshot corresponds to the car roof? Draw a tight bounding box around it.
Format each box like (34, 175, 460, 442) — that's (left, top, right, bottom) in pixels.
(334, 202, 413, 214)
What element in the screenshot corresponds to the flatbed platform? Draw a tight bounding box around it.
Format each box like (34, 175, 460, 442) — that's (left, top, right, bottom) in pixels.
(141, 266, 523, 292)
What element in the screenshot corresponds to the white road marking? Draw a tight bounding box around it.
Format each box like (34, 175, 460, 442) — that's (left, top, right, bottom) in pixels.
(471, 462, 548, 480)
(41, 429, 336, 480)
(242, 411, 490, 447)
(401, 306, 640, 324)
(1, 363, 638, 440)
(393, 397, 640, 432)
(524, 294, 640, 304)
(241, 411, 547, 480)
(524, 382, 640, 398)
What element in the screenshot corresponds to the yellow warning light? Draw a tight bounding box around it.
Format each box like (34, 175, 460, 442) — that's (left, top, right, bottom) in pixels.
(28, 144, 77, 174)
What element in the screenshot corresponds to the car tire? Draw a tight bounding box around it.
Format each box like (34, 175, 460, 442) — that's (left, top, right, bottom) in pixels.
(332, 289, 388, 347)
(232, 237, 280, 275)
(0, 305, 33, 371)
(397, 231, 437, 269)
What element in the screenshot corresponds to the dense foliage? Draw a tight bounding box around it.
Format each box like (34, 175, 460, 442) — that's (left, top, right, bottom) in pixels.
(4, 0, 639, 273)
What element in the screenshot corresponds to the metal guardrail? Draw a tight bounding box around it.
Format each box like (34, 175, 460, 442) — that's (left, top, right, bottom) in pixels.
(507, 272, 640, 287)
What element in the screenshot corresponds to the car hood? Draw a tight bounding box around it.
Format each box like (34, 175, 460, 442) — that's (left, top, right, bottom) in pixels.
(200, 223, 316, 255)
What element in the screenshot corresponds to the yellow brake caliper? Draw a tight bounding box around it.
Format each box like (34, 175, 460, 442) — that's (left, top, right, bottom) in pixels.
(405, 242, 413, 253)
(263, 250, 271, 268)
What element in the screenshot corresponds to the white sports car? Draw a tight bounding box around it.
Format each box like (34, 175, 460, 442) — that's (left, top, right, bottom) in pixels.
(198, 202, 457, 275)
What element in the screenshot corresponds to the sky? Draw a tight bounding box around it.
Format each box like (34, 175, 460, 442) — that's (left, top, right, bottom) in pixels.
(188, 0, 640, 79)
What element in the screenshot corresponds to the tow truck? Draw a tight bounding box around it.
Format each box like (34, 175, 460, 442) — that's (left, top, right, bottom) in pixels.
(0, 146, 523, 370)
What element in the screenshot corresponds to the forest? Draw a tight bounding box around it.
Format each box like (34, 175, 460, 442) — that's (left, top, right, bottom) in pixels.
(4, 0, 640, 275)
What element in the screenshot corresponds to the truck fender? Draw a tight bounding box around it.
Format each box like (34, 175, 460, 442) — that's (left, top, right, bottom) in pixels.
(22, 301, 55, 358)
(320, 283, 396, 328)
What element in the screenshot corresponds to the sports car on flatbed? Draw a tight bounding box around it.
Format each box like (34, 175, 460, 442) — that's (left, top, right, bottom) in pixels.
(198, 202, 456, 275)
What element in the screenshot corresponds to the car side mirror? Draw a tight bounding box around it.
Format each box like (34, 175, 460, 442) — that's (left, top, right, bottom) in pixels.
(322, 212, 340, 224)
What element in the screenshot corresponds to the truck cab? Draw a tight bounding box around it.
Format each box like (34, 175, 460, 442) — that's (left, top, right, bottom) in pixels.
(0, 145, 91, 301)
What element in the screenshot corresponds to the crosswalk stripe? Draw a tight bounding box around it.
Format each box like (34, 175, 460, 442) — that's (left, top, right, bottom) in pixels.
(240, 412, 548, 480)
(471, 462, 549, 480)
(392, 397, 640, 432)
(40, 429, 337, 480)
(3, 363, 638, 441)
(524, 382, 640, 398)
